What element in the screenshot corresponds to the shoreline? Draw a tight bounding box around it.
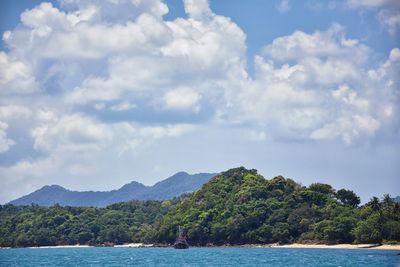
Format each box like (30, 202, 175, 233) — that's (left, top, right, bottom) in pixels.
(199, 243, 400, 250)
(1, 243, 399, 250)
(270, 244, 400, 250)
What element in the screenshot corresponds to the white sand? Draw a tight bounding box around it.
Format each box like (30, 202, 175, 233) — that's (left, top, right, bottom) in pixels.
(114, 243, 145, 248)
(270, 243, 400, 250)
(28, 245, 92, 249)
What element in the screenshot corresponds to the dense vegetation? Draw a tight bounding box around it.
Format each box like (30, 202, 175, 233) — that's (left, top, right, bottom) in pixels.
(0, 200, 176, 247)
(156, 168, 400, 245)
(1, 167, 399, 247)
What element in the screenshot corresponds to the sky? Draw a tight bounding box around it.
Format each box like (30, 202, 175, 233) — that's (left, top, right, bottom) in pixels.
(0, 0, 399, 204)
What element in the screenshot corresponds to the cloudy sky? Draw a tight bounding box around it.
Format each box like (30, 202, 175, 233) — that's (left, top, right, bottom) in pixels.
(0, 0, 399, 203)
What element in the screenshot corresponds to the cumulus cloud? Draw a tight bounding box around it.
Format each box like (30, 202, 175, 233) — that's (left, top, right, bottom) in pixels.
(262, 24, 368, 63)
(0, 0, 399, 202)
(60, 0, 169, 22)
(163, 87, 201, 112)
(310, 85, 380, 144)
(0, 122, 15, 153)
(347, 0, 400, 35)
(23, 0, 243, 105)
(31, 113, 113, 152)
(222, 25, 399, 143)
(184, 0, 213, 20)
(0, 105, 31, 119)
(0, 0, 244, 201)
(0, 52, 38, 95)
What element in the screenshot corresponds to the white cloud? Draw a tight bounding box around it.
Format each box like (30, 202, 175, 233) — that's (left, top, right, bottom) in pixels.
(310, 85, 379, 144)
(31, 113, 113, 152)
(0, 155, 60, 203)
(0, 105, 31, 120)
(183, 0, 213, 20)
(222, 25, 399, 143)
(346, 0, 400, 35)
(2, 2, 398, 146)
(0, 122, 15, 153)
(346, 0, 399, 9)
(40, 0, 245, 105)
(61, 0, 169, 22)
(389, 47, 400, 61)
(262, 24, 367, 62)
(378, 9, 400, 35)
(311, 115, 380, 145)
(163, 87, 201, 112)
(110, 101, 137, 111)
(0, 52, 38, 95)
(0, 1, 399, 203)
(276, 0, 291, 13)
(0, 0, 240, 202)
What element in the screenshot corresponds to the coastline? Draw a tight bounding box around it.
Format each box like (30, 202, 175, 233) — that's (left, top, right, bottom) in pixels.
(270, 243, 400, 250)
(2, 243, 400, 250)
(202, 243, 400, 250)
(27, 245, 92, 249)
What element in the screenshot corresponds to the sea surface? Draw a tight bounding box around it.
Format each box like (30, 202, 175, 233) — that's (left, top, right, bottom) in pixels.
(0, 247, 399, 267)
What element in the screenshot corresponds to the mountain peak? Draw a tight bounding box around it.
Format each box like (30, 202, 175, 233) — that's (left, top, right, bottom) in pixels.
(172, 171, 189, 176)
(9, 172, 216, 207)
(41, 185, 67, 191)
(118, 181, 146, 190)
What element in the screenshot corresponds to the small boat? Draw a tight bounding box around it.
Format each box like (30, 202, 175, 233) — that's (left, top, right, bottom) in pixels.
(173, 226, 189, 249)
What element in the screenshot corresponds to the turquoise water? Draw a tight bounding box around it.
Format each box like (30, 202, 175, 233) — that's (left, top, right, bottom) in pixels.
(0, 247, 399, 267)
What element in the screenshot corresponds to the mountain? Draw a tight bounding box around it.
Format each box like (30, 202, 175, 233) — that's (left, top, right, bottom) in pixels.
(2, 167, 399, 248)
(156, 167, 374, 245)
(9, 172, 216, 207)
(394, 196, 400, 202)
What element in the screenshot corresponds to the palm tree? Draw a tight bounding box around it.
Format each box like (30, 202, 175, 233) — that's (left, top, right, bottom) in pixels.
(368, 197, 381, 212)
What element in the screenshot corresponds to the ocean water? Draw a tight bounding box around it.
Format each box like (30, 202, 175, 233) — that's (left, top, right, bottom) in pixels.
(0, 247, 399, 267)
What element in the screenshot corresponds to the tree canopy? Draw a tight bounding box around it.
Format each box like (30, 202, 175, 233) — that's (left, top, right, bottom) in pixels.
(1, 167, 399, 247)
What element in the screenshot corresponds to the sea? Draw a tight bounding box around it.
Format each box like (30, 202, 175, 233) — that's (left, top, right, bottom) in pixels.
(0, 247, 399, 267)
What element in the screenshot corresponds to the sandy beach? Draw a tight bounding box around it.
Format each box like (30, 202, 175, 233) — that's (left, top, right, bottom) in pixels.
(270, 243, 400, 250)
(27, 245, 93, 249)
(114, 243, 146, 248)
(2, 243, 400, 250)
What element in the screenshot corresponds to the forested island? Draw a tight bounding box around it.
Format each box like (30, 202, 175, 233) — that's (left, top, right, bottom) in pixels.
(1, 167, 399, 247)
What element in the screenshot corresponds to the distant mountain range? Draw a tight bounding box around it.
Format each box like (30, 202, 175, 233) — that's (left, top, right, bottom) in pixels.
(9, 172, 216, 207)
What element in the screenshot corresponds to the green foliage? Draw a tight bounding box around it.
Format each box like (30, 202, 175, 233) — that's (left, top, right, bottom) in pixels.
(308, 183, 335, 197)
(0, 200, 175, 247)
(315, 216, 357, 243)
(353, 213, 382, 244)
(1, 167, 399, 247)
(155, 167, 400, 245)
(352, 195, 400, 244)
(336, 189, 361, 208)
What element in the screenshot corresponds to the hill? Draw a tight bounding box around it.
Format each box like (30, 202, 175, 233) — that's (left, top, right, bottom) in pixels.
(156, 167, 400, 245)
(1, 167, 399, 247)
(9, 172, 216, 207)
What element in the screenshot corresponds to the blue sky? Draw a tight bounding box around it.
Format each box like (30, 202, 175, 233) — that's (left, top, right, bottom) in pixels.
(0, 0, 399, 203)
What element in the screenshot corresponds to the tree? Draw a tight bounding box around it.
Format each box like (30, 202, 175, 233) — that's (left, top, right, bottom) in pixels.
(1, 167, 399, 247)
(271, 223, 289, 243)
(308, 183, 335, 197)
(367, 197, 381, 212)
(353, 213, 382, 244)
(315, 216, 356, 243)
(336, 189, 360, 207)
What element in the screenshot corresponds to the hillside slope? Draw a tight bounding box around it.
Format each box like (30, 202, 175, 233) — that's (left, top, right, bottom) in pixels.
(9, 172, 216, 207)
(156, 167, 400, 245)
